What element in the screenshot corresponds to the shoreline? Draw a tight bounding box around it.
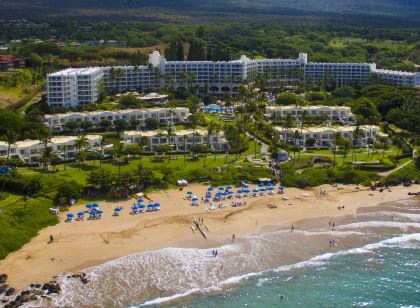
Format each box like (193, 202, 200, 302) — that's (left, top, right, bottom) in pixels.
(0, 183, 419, 290)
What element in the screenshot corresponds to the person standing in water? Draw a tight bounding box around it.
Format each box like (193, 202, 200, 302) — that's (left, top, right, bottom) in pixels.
(291, 225, 294, 232)
(232, 234, 235, 242)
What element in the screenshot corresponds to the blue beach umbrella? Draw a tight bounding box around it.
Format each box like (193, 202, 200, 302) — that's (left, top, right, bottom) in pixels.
(253, 188, 259, 193)
(268, 187, 275, 191)
(215, 193, 222, 197)
(279, 186, 285, 191)
(207, 187, 214, 191)
(186, 191, 193, 195)
(260, 188, 267, 192)
(218, 187, 225, 191)
(242, 183, 249, 188)
(147, 204, 153, 209)
(192, 197, 199, 201)
(137, 198, 144, 203)
(244, 189, 251, 193)
(228, 191, 234, 195)
(93, 203, 99, 207)
(266, 182, 273, 187)
(140, 204, 146, 209)
(67, 213, 74, 218)
(154, 203, 160, 208)
(114, 207, 121, 212)
(226, 185, 233, 189)
(96, 210, 103, 214)
(258, 182, 264, 187)
(237, 189, 243, 193)
(86, 204, 93, 209)
(77, 211, 84, 216)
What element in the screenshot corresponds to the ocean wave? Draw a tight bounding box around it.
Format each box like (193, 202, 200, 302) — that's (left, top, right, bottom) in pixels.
(336, 221, 420, 231)
(358, 211, 420, 220)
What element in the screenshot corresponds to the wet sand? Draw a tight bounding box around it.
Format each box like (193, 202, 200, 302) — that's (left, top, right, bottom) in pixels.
(0, 183, 418, 290)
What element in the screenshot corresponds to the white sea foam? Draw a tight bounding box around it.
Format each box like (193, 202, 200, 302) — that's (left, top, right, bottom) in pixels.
(358, 211, 420, 220)
(139, 288, 201, 306)
(336, 221, 420, 231)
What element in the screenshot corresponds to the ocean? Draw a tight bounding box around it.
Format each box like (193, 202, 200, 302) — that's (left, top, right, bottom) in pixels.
(28, 198, 420, 307)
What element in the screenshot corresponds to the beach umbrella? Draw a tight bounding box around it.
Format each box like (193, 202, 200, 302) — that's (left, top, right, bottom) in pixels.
(137, 198, 144, 203)
(258, 182, 264, 187)
(228, 191, 234, 195)
(205, 193, 212, 199)
(268, 187, 275, 191)
(77, 211, 84, 216)
(237, 189, 243, 193)
(253, 188, 259, 193)
(218, 187, 225, 191)
(154, 203, 160, 208)
(226, 185, 233, 189)
(192, 197, 199, 201)
(114, 207, 121, 212)
(186, 191, 193, 195)
(147, 204, 153, 209)
(260, 188, 267, 192)
(96, 210, 104, 214)
(67, 213, 74, 218)
(244, 189, 251, 193)
(86, 204, 93, 209)
(132, 205, 139, 210)
(266, 182, 273, 187)
(207, 187, 214, 191)
(140, 204, 146, 209)
(279, 186, 285, 191)
(242, 183, 249, 188)
(93, 203, 99, 207)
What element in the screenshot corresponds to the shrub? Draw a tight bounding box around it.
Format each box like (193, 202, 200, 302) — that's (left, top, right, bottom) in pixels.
(56, 180, 83, 200)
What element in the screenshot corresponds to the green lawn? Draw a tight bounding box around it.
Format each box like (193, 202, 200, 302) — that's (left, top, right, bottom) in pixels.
(0, 196, 58, 260)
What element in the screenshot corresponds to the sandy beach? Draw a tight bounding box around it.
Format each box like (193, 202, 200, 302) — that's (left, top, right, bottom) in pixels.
(0, 183, 418, 290)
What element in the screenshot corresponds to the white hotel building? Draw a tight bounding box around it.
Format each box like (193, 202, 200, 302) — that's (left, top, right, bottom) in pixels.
(42, 107, 190, 131)
(265, 105, 355, 124)
(0, 135, 105, 163)
(123, 129, 229, 152)
(275, 125, 385, 149)
(47, 68, 104, 108)
(47, 51, 420, 107)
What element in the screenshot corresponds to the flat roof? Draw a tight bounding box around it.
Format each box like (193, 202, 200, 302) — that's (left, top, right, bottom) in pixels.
(48, 67, 102, 77)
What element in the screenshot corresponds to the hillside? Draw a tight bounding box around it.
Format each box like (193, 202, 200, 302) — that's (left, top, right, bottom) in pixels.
(1, 0, 419, 25)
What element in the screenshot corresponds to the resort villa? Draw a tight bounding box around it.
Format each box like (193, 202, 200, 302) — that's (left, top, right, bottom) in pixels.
(47, 51, 420, 107)
(0, 135, 106, 163)
(42, 107, 190, 131)
(265, 105, 355, 124)
(123, 129, 229, 152)
(275, 125, 386, 149)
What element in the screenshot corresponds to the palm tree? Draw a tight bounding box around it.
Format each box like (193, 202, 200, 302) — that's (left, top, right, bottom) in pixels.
(351, 125, 361, 162)
(332, 131, 342, 166)
(138, 136, 149, 166)
(74, 134, 89, 170)
(62, 144, 68, 170)
(165, 125, 176, 159)
(292, 130, 301, 165)
(114, 68, 125, 92)
(0, 130, 17, 198)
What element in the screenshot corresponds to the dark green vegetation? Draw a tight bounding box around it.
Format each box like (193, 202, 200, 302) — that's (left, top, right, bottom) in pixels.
(0, 196, 58, 259)
(1, 0, 420, 26)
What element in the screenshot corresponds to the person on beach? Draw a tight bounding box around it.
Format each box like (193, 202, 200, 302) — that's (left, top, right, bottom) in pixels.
(49, 235, 54, 243)
(291, 225, 294, 232)
(232, 234, 235, 242)
(328, 221, 331, 229)
(332, 222, 335, 230)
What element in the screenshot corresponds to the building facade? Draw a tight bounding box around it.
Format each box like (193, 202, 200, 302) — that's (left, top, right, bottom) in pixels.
(0, 54, 25, 71)
(47, 68, 104, 108)
(47, 52, 420, 107)
(274, 125, 385, 149)
(42, 107, 190, 131)
(123, 129, 229, 152)
(0, 135, 104, 163)
(265, 105, 355, 124)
